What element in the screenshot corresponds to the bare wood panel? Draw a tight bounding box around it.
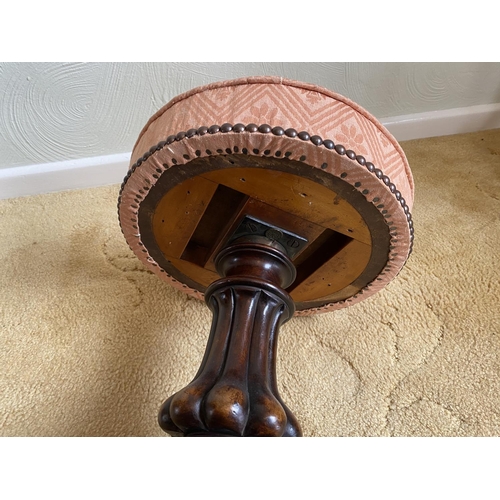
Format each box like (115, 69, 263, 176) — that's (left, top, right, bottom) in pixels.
(198, 195, 251, 274)
(137, 152, 390, 308)
(289, 229, 352, 291)
(152, 176, 218, 259)
(149, 167, 376, 303)
(167, 256, 220, 288)
(181, 184, 249, 267)
(290, 239, 371, 302)
(200, 168, 371, 245)
(299, 284, 363, 307)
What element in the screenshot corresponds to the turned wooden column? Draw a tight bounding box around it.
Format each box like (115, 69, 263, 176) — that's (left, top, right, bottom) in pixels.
(158, 237, 302, 437)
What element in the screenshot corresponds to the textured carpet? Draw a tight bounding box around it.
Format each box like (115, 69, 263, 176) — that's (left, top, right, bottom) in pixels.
(1, 129, 499, 437)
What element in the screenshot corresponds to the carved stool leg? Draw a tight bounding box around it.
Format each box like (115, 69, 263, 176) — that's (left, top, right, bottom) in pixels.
(158, 238, 302, 437)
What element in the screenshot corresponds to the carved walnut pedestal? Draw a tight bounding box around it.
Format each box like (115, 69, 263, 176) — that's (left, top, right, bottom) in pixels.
(117, 77, 415, 437)
(159, 238, 301, 436)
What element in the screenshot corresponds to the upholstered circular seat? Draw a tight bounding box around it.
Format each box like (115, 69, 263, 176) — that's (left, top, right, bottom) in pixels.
(118, 76, 414, 315)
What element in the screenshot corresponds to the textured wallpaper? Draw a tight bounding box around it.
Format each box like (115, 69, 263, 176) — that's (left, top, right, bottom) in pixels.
(1, 62, 500, 170)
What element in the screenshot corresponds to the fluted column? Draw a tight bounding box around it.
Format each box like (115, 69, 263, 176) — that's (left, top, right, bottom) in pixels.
(158, 238, 302, 437)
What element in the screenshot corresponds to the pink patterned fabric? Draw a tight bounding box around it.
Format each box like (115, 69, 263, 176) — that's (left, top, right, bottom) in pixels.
(132, 77, 413, 209)
(119, 77, 414, 315)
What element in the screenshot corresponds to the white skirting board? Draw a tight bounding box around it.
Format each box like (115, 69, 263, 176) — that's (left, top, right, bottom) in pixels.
(1, 103, 500, 200)
(0, 153, 131, 200)
(380, 102, 500, 142)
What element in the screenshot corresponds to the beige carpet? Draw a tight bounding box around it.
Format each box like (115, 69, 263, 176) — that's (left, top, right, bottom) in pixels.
(1, 129, 499, 437)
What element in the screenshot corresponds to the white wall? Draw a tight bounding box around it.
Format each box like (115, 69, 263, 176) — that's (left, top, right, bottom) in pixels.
(1, 62, 500, 171)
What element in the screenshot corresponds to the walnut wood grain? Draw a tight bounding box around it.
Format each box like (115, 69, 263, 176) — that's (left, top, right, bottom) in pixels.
(158, 238, 302, 437)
